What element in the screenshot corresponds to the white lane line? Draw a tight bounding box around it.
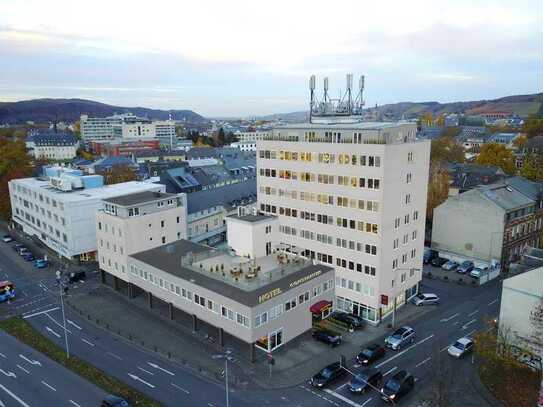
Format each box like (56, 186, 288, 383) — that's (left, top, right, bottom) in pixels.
(69, 400, 82, 407)
(138, 366, 155, 376)
(0, 369, 16, 378)
(462, 319, 477, 330)
(323, 389, 365, 407)
(383, 366, 397, 376)
(375, 334, 435, 368)
(208, 403, 216, 407)
(488, 298, 499, 306)
(335, 382, 348, 391)
(415, 357, 432, 368)
(41, 381, 57, 391)
(22, 307, 60, 319)
(18, 354, 41, 366)
(440, 312, 460, 323)
(107, 352, 123, 360)
(0, 352, 5, 358)
(440, 345, 449, 352)
(81, 338, 95, 347)
(67, 319, 82, 330)
(0, 383, 30, 407)
(16, 365, 29, 374)
(171, 382, 190, 394)
(466, 329, 477, 337)
(45, 313, 72, 334)
(147, 362, 175, 376)
(45, 326, 61, 338)
(361, 398, 373, 407)
(468, 310, 479, 317)
(128, 373, 155, 388)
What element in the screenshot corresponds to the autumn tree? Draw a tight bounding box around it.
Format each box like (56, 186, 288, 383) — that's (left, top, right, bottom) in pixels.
(430, 137, 465, 164)
(439, 126, 461, 139)
(522, 114, 543, 138)
(420, 112, 434, 126)
(513, 134, 528, 149)
(435, 114, 445, 127)
(476, 143, 516, 174)
(0, 138, 32, 220)
(100, 165, 137, 185)
(520, 154, 543, 182)
(427, 164, 450, 220)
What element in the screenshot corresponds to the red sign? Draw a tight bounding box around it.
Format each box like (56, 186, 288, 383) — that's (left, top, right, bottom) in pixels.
(381, 295, 389, 306)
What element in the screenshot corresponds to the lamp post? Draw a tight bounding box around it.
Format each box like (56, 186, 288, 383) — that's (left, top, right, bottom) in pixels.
(57, 269, 70, 359)
(212, 349, 234, 407)
(391, 268, 421, 328)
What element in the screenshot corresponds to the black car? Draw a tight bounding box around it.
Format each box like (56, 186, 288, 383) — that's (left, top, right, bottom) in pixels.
(381, 370, 415, 403)
(423, 249, 438, 264)
(312, 329, 342, 346)
(357, 344, 386, 366)
(431, 257, 448, 267)
(69, 271, 86, 284)
(101, 395, 130, 407)
(12, 243, 24, 252)
(310, 362, 346, 388)
(331, 312, 364, 329)
(348, 369, 383, 394)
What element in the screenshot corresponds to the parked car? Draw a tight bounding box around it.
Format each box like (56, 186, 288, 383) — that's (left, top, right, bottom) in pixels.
(101, 395, 130, 407)
(357, 343, 386, 366)
(470, 264, 489, 279)
(18, 247, 30, 256)
(411, 293, 440, 306)
(2, 235, 13, 243)
(423, 249, 438, 264)
(331, 311, 364, 329)
(312, 329, 342, 347)
(310, 362, 346, 388)
(34, 259, 49, 268)
(348, 369, 383, 394)
(384, 326, 415, 350)
(22, 253, 35, 261)
(431, 257, 448, 267)
(442, 260, 459, 271)
(457, 260, 474, 274)
(69, 271, 86, 283)
(447, 337, 474, 358)
(13, 243, 24, 252)
(381, 370, 415, 403)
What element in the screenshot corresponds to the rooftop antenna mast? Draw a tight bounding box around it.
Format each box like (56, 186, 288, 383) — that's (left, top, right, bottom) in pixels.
(353, 75, 365, 116)
(309, 75, 316, 124)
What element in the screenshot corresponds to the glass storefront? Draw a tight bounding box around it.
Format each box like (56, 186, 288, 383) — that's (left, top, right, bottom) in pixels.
(336, 296, 377, 323)
(255, 328, 284, 352)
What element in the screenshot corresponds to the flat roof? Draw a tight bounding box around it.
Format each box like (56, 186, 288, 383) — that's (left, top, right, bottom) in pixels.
(130, 240, 333, 307)
(277, 121, 414, 130)
(103, 191, 177, 206)
(228, 213, 275, 223)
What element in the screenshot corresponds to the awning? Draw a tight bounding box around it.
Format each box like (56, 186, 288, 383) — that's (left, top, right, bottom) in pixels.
(310, 300, 332, 314)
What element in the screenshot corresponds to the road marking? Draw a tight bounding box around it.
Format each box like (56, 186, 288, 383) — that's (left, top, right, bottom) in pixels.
(22, 307, 60, 319)
(0, 383, 30, 407)
(208, 403, 216, 407)
(462, 319, 477, 330)
(360, 399, 373, 407)
(41, 381, 56, 391)
(69, 400, 82, 407)
(488, 298, 499, 306)
(335, 382, 348, 391)
(468, 310, 479, 317)
(138, 366, 155, 376)
(18, 354, 41, 366)
(45, 313, 72, 334)
(323, 389, 365, 407)
(46, 326, 61, 338)
(81, 338, 95, 347)
(415, 357, 432, 368)
(16, 365, 29, 374)
(107, 352, 123, 360)
(375, 334, 435, 368)
(147, 362, 175, 376)
(128, 373, 155, 388)
(0, 369, 16, 378)
(466, 329, 477, 337)
(171, 382, 190, 394)
(383, 366, 397, 376)
(440, 313, 459, 323)
(453, 321, 460, 325)
(440, 345, 449, 352)
(67, 319, 82, 330)
(0, 352, 5, 358)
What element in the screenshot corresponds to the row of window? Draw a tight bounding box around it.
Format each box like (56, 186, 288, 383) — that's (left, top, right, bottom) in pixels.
(391, 249, 417, 269)
(394, 211, 419, 228)
(336, 257, 377, 276)
(12, 186, 65, 211)
(336, 277, 376, 297)
(336, 216, 379, 235)
(14, 195, 67, 226)
(260, 169, 381, 190)
(15, 208, 68, 243)
(259, 150, 382, 167)
(393, 230, 417, 249)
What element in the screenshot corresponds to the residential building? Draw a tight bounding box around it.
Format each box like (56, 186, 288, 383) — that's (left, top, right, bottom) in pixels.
(516, 135, 543, 169)
(257, 121, 430, 323)
(9, 166, 164, 260)
(96, 191, 187, 282)
(432, 177, 543, 268)
(488, 132, 519, 148)
(27, 132, 79, 161)
(446, 163, 507, 196)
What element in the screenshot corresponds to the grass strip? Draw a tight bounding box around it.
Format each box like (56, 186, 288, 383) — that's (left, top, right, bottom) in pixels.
(0, 316, 161, 406)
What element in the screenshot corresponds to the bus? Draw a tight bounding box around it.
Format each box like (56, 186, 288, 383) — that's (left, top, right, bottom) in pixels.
(0, 281, 15, 302)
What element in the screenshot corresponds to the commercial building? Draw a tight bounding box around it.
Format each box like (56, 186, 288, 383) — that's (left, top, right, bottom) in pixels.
(154, 120, 177, 149)
(432, 177, 543, 268)
(91, 140, 160, 157)
(101, 213, 334, 358)
(235, 131, 271, 143)
(96, 191, 187, 282)
(231, 141, 257, 151)
(9, 166, 164, 260)
(80, 114, 127, 142)
(257, 121, 430, 323)
(27, 132, 79, 161)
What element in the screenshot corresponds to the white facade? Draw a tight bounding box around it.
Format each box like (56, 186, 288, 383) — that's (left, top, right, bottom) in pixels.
(33, 143, 78, 161)
(235, 131, 271, 143)
(226, 214, 278, 258)
(114, 122, 156, 141)
(154, 120, 177, 149)
(231, 141, 257, 151)
(9, 173, 165, 259)
(80, 114, 124, 142)
(96, 192, 188, 282)
(257, 122, 430, 323)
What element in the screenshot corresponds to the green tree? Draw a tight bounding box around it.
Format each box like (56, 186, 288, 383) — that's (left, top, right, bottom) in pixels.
(430, 137, 465, 164)
(476, 143, 516, 174)
(427, 164, 450, 220)
(439, 127, 461, 139)
(522, 114, 543, 139)
(0, 138, 32, 220)
(520, 154, 543, 181)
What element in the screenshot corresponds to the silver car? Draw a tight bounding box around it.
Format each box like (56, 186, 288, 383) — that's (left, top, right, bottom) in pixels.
(411, 293, 440, 306)
(385, 326, 415, 351)
(447, 337, 474, 358)
(442, 260, 458, 271)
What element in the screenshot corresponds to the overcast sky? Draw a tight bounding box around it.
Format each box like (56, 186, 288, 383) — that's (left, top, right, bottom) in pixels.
(1, 0, 542, 116)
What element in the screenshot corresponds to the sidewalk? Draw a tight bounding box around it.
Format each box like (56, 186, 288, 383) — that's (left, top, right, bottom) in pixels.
(66, 284, 434, 390)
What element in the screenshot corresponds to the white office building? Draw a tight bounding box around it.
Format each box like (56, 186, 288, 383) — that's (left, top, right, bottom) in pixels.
(154, 120, 177, 149)
(257, 121, 431, 323)
(80, 114, 126, 142)
(9, 167, 165, 260)
(235, 131, 271, 143)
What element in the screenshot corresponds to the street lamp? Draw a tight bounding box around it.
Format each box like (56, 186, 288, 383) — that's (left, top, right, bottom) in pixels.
(212, 349, 234, 407)
(390, 268, 421, 328)
(56, 269, 70, 359)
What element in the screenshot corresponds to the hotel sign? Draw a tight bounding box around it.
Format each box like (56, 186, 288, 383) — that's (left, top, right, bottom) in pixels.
(258, 288, 283, 303)
(257, 269, 323, 304)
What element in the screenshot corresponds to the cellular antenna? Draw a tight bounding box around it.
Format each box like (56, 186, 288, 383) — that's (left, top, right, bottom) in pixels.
(309, 75, 316, 123)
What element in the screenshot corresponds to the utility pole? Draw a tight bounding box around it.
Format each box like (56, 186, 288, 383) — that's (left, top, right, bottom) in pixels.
(58, 270, 70, 359)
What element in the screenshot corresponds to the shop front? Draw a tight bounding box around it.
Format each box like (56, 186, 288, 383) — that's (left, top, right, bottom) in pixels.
(310, 300, 333, 321)
(256, 328, 284, 352)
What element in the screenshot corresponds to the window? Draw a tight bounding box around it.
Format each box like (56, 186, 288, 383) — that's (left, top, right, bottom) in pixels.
(413, 211, 419, 221)
(162, 236, 166, 244)
(236, 313, 249, 327)
(406, 173, 412, 183)
(395, 218, 400, 229)
(161, 220, 165, 228)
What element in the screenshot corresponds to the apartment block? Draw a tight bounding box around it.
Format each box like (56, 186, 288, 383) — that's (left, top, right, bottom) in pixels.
(96, 191, 188, 282)
(257, 122, 430, 323)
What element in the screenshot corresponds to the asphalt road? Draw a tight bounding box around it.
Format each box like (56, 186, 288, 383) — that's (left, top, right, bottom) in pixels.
(0, 234, 503, 407)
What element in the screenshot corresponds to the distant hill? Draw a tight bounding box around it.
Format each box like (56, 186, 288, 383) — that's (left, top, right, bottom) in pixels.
(0, 98, 206, 124)
(259, 92, 543, 121)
